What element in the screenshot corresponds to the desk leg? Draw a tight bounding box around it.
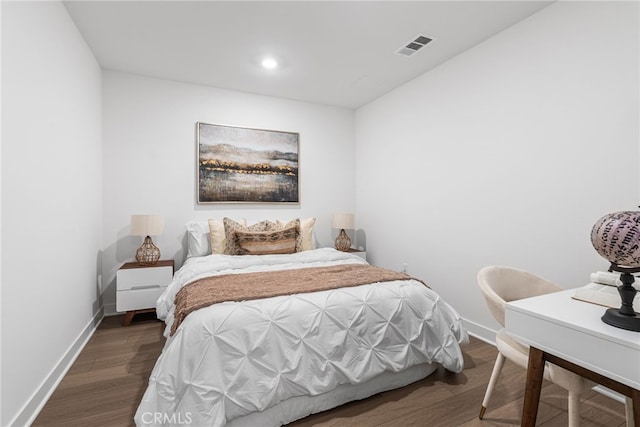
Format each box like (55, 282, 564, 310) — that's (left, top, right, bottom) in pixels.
(522, 347, 545, 427)
(632, 389, 639, 427)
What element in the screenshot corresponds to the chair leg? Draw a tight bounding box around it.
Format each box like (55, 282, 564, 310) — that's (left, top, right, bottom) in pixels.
(480, 352, 506, 419)
(625, 396, 634, 427)
(568, 391, 580, 427)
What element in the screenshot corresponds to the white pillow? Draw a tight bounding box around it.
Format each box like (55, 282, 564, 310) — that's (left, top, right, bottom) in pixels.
(184, 221, 211, 258)
(276, 217, 316, 251)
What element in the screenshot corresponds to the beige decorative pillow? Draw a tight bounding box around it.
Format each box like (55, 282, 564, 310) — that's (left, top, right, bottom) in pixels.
(277, 217, 316, 251)
(208, 218, 246, 254)
(223, 218, 276, 255)
(234, 225, 299, 255)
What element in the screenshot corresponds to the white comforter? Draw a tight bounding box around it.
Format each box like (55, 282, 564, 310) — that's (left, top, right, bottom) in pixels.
(135, 248, 467, 427)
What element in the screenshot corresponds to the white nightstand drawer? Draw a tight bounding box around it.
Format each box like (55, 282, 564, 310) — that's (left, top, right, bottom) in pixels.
(116, 265, 173, 291)
(340, 249, 366, 261)
(116, 287, 166, 312)
(352, 251, 366, 260)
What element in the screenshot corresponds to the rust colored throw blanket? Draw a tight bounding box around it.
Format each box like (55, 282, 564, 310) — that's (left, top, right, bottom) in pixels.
(171, 264, 418, 336)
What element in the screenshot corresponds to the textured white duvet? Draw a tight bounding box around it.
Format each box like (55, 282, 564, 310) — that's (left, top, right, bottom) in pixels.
(135, 248, 467, 427)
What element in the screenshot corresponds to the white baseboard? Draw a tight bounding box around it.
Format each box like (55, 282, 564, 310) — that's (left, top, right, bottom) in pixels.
(593, 385, 627, 403)
(462, 317, 498, 346)
(103, 302, 118, 316)
(9, 308, 104, 427)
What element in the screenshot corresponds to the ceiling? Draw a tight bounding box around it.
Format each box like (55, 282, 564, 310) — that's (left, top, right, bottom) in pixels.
(64, 1, 553, 109)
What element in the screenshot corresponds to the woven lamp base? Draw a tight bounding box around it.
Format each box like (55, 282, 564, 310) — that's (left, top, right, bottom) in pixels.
(136, 236, 161, 265)
(335, 229, 352, 252)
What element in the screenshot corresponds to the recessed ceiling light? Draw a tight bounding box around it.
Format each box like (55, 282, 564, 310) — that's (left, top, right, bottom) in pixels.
(261, 58, 278, 70)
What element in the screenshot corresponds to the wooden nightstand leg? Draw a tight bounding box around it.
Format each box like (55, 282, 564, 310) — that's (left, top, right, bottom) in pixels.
(123, 311, 136, 326)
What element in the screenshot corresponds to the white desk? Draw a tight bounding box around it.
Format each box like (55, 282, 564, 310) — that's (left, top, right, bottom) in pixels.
(505, 289, 640, 426)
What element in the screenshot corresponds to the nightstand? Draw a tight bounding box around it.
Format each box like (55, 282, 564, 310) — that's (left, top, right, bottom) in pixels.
(341, 248, 366, 261)
(116, 260, 174, 326)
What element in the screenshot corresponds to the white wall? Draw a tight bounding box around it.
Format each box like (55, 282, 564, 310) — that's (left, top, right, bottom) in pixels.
(0, 0, 4, 423)
(355, 1, 639, 340)
(1, 2, 103, 425)
(1, 2, 636, 423)
(102, 71, 355, 313)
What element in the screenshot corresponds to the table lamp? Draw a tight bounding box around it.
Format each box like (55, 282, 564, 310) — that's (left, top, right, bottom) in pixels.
(332, 213, 354, 251)
(591, 210, 640, 331)
(131, 214, 164, 265)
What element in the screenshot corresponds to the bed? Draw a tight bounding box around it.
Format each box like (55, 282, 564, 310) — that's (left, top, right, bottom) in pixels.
(134, 219, 468, 427)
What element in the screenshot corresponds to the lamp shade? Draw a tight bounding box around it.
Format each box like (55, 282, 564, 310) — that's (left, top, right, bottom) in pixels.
(332, 213, 354, 230)
(131, 215, 165, 237)
(591, 211, 640, 268)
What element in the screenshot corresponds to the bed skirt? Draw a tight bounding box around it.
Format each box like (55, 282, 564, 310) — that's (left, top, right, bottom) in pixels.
(227, 362, 439, 427)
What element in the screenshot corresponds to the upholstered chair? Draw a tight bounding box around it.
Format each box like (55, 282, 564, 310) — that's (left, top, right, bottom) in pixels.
(477, 265, 633, 427)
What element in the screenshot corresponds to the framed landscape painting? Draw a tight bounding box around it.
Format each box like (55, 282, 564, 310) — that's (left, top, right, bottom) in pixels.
(197, 122, 299, 203)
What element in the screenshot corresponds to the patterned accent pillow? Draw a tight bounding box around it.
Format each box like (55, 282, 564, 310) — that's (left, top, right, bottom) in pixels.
(276, 217, 315, 251)
(234, 224, 300, 255)
(274, 218, 302, 252)
(223, 218, 277, 255)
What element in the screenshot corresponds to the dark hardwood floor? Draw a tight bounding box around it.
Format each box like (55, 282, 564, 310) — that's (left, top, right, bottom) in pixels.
(32, 314, 627, 427)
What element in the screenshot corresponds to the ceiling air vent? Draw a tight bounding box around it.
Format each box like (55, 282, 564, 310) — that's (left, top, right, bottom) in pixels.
(396, 35, 433, 57)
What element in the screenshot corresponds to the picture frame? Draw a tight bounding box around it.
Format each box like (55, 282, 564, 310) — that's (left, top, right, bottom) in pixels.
(196, 122, 299, 204)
